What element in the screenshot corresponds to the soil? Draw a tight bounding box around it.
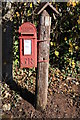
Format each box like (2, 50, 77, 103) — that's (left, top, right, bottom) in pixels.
(1, 83, 80, 119)
(1, 68, 80, 119)
(3, 93, 80, 119)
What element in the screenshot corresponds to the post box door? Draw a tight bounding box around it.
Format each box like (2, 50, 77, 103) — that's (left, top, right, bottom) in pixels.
(20, 38, 37, 68)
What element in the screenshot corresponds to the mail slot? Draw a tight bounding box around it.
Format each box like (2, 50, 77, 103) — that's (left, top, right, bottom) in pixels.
(19, 22, 37, 68)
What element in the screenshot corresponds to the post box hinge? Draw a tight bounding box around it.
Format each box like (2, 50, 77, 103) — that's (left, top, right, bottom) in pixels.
(38, 60, 49, 63)
(37, 39, 50, 42)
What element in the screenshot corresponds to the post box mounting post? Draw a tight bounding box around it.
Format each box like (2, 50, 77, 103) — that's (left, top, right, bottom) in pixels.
(36, 2, 59, 110)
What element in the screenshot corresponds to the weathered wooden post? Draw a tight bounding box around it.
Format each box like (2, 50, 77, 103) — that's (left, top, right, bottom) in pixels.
(36, 2, 59, 110)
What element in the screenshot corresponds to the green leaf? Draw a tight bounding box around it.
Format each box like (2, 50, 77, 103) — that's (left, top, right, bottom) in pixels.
(50, 42, 53, 46)
(55, 51, 59, 57)
(30, 3, 32, 8)
(14, 41, 18, 45)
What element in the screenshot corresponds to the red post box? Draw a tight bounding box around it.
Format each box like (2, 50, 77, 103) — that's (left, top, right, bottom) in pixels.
(19, 22, 37, 68)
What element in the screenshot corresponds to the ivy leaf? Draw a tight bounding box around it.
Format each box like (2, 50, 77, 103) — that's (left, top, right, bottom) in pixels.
(75, 46, 79, 50)
(37, 0, 40, 3)
(53, 42, 56, 46)
(72, 60, 75, 65)
(69, 41, 73, 48)
(14, 41, 18, 45)
(69, 48, 73, 54)
(50, 42, 53, 46)
(77, 16, 80, 24)
(16, 12, 20, 17)
(55, 51, 59, 57)
(72, 60, 75, 68)
(24, 3, 27, 6)
(30, 3, 32, 8)
(27, 10, 31, 16)
(64, 37, 67, 41)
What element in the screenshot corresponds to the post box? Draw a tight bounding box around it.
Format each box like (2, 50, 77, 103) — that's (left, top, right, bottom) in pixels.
(19, 22, 37, 68)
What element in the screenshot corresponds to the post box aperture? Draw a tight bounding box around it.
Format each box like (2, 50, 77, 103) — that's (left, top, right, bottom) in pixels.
(19, 22, 37, 68)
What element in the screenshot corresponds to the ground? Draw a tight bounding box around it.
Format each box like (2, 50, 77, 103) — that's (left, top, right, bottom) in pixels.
(1, 68, 80, 119)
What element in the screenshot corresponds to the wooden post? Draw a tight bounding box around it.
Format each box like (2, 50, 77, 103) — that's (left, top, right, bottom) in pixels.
(36, 10, 51, 110)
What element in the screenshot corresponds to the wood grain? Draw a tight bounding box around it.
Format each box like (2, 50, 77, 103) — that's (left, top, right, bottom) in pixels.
(36, 10, 51, 110)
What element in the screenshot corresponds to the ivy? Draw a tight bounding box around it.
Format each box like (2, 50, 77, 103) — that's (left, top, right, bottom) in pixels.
(2, 1, 80, 79)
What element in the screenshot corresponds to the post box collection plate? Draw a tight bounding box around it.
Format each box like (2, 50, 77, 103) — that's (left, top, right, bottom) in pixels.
(24, 40, 32, 55)
(19, 22, 37, 68)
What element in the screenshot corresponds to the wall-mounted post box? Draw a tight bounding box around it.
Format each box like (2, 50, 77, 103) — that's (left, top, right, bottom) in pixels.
(19, 22, 37, 68)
